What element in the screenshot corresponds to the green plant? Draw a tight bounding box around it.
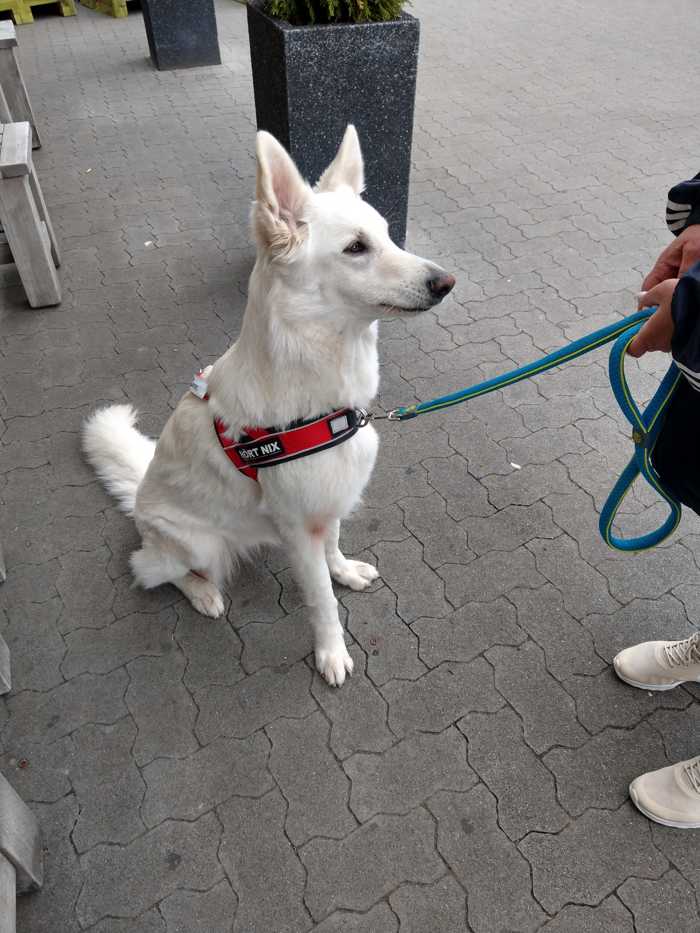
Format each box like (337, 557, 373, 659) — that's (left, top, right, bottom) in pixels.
(264, 0, 405, 25)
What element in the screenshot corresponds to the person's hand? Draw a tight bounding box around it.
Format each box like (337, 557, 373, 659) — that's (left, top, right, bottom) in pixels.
(627, 278, 679, 358)
(642, 225, 700, 290)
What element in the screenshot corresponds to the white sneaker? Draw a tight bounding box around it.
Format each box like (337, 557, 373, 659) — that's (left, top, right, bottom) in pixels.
(613, 633, 700, 691)
(630, 756, 700, 829)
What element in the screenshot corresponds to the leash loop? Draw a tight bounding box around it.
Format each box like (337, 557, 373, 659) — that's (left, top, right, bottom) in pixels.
(598, 325, 682, 551)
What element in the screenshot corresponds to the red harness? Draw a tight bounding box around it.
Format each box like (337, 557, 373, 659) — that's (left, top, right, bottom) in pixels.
(191, 370, 368, 482)
(213, 407, 367, 481)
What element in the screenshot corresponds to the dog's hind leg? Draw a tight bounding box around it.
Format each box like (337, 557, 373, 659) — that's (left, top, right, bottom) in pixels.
(324, 519, 379, 591)
(130, 535, 226, 619)
(173, 572, 225, 619)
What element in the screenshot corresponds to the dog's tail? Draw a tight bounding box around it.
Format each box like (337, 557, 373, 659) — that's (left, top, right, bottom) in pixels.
(82, 405, 156, 514)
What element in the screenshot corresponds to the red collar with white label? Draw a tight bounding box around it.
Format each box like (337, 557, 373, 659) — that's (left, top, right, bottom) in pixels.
(214, 408, 367, 481)
(191, 369, 368, 481)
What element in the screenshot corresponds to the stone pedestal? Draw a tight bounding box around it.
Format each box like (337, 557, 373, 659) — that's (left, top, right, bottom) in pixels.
(247, 2, 419, 247)
(142, 0, 221, 71)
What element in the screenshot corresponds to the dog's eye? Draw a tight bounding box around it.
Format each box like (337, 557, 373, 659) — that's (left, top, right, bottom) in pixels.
(344, 240, 367, 255)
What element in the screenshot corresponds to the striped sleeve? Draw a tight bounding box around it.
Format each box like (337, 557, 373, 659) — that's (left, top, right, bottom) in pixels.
(667, 173, 700, 235)
(671, 261, 700, 391)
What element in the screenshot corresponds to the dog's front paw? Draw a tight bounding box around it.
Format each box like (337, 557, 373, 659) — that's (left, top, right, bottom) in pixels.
(316, 643, 354, 687)
(330, 559, 380, 591)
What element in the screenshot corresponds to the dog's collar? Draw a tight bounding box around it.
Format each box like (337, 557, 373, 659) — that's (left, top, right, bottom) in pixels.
(191, 371, 370, 482)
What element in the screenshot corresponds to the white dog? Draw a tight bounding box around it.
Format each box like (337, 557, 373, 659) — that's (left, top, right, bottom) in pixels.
(83, 126, 454, 686)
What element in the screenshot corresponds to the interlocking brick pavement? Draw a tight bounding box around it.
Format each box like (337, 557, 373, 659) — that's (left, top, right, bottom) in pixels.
(1, 0, 700, 929)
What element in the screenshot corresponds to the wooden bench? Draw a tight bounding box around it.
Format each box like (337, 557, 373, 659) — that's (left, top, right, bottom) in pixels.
(0, 739, 43, 933)
(0, 121, 60, 307)
(0, 0, 75, 25)
(79, 0, 127, 17)
(0, 24, 39, 148)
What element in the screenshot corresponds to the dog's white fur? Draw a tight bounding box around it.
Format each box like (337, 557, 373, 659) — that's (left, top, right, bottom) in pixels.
(83, 126, 453, 686)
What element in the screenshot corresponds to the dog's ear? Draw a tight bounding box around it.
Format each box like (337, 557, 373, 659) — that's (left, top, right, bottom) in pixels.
(315, 124, 365, 195)
(254, 131, 311, 258)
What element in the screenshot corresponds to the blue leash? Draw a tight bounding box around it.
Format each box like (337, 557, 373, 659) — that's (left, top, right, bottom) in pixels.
(386, 308, 683, 551)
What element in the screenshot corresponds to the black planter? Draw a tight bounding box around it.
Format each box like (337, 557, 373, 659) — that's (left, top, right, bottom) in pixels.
(246, 1, 419, 247)
(142, 0, 221, 70)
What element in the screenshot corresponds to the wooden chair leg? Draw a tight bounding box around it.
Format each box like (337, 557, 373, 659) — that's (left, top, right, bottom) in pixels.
(28, 167, 59, 266)
(0, 174, 60, 307)
(0, 633, 10, 695)
(0, 856, 16, 933)
(0, 48, 41, 149)
(0, 774, 43, 894)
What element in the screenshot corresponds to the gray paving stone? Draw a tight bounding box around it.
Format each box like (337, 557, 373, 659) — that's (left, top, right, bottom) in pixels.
(126, 653, 198, 765)
(460, 708, 568, 839)
(227, 561, 285, 628)
(267, 711, 356, 845)
(219, 789, 311, 933)
(539, 895, 634, 933)
(487, 641, 589, 752)
(429, 786, 545, 933)
(89, 912, 166, 933)
(673, 581, 700, 625)
(0, 598, 66, 692)
(382, 658, 502, 737)
(345, 727, 475, 822)
(399, 491, 475, 569)
(581, 594, 695, 664)
(195, 660, 317, 745)
(618, 869, 699, 933)
(56, 546, 117, 629)
(597, 543, 699, 603)
(412, 597, 524, 667)
(374, 538, 451, 622)
(15, 796, 82, 933)
(339, 503, 411, 554)
(310, 905, 398, 933)
(175, 607, 245, 689)
(466, 501, 559, 555)
(390, 874, 467, 933)
(444, 419, 513, 478)
(70, 719, 146, 852)
(528, 534, 620, 617)
(648, 705, 700, 764)
(650, 823, 700, 904)
(62, 608, 177, 677)
(438, 545, 546, 607)
(239, 608, 315, 673)
(509, 584, 607, 678)
(564, 669, 691, 733)
(544, 722, 669, 816)
(424, 455, 494, 520)
(521, 804, 668, 914)
(345, 585, 427, 686)
(311, 646, 394, 759)
(301, 808, 443, 920)
(160, 881, 238, 933)
(141, 732, 272, 828)
(4, 669, 128, 745)
(364, 461, 433, 508)
(0, 734, 74, 804)
(77, 812, 224, 927)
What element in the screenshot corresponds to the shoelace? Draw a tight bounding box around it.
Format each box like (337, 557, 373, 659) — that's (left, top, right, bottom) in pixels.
(664, 633, 700, 668)
(684, 757, 700, 795)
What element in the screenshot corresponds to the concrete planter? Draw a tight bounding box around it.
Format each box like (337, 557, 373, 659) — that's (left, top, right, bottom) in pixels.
(246, 1, 419, 247)
(142, 0, 221, 70)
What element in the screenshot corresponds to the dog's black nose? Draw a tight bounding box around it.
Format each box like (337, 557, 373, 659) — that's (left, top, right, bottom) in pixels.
(427, 273, 456, 299)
